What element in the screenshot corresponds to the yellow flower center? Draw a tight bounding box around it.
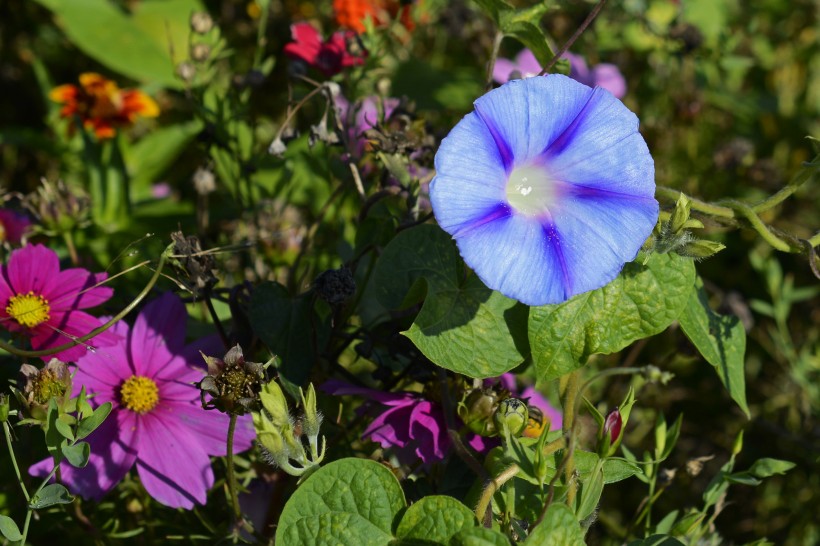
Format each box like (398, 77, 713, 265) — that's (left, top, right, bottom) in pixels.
(120, 376, 159, 414)
(6, 292, 51, 328)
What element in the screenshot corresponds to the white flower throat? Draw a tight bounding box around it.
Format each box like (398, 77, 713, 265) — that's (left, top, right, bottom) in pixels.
(505, 165, 556, 216)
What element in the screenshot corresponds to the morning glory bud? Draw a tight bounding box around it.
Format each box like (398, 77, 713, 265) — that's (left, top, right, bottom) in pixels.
(494, 398, 529, 437)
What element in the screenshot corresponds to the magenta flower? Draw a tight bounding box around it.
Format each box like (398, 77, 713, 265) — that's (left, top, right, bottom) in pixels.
(0, 244, 116, 362)
(0, 208, 31, 245)
(30, 292, 256, 509)
(284, 22, 365, 77)
(334, 94, 400, 155)
(493, 49, 627, 99)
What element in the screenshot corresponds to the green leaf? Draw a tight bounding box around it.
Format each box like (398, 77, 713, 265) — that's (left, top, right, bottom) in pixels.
(449, 526, 511, 546)
(55, 414, 75, 441)
(77, 402, 112, 440)
(747, 458, 796, 478)
(524, 503, 584, 545)
(529, 253, 695, 382)
(501, 21, 554, 69)
(30, 483, 74, 510)
(678, 277, 749, 416)
(128, 121, 204, 200)
(374, 225, 528, 378)
(472, 0, 514, 25)
(62, 441, 91, 468)
(249, 282, 330, 386)
(575, 463, 604, 520)
(276, 458, 406, 546)
(35, 0, 202, 87)
(0, 515, 22, 542)
(395, 496, 477, 543)
(627, 535, 686, 546)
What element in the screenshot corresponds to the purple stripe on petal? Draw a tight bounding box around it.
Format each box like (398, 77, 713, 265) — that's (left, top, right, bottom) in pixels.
(474, 104, 514, 173)
(559, 182, 659, 203)
(541, 220, 572, 299)
(450, 202, 512, 239)
(539, 88, 602, 159)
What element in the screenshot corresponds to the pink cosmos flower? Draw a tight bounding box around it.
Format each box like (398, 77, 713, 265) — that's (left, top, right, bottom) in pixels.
(0, 244, 116, 362)
(493, 49, 627, 99)
(30, 292, 256, 509)
(0, 208, 32, 245)
(284, 22, 366, 77)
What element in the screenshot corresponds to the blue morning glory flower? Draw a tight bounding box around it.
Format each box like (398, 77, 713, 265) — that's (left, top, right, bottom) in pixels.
(430, 75, 658, 306)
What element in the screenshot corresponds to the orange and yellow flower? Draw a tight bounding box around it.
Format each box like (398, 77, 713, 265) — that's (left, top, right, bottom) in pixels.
(333, 0, 420, 34)
(49, 73, 159, 140)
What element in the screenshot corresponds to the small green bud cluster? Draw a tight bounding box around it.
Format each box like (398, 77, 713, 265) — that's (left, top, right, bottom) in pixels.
(253, 382, 326, 478)
(648, 194, 725, 260)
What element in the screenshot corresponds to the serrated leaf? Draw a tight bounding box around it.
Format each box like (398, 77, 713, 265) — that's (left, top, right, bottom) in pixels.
(62, 441, 91, 468)
(524, 503, 584, 545)
(530, 253, 695, 382)
(275, 458, 406, 546)
(249, 282, 330, 386)
(77, 402, 112, 440)
(0, 515, 22, 541)
(449, 526, 511, 546)
(374, 225, 528, 378)
(395, 496, 477, 542)
(30, 483, 74, 509)
(678, 277, 749, 416)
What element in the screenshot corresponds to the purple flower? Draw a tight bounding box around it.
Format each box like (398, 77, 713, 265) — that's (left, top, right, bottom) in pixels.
(30, 292, 255, 509)
(430, 75, 657, 305)
(0, 208, 31, 245)
(322, 379, 455, 464)
(0, 244, 116, 361)
(334, 94, 401, 155)
(492, 49, 627, 99)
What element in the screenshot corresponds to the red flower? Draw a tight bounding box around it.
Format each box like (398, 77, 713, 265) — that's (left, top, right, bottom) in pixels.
(333, 0, 420, 34)
(283, 22, 365, 77)
(49, 73, 159, 140)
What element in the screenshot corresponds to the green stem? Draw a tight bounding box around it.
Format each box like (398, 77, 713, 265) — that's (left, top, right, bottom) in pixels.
(655, 186, 735, 218)
(721, 199, 792, 252)
(0, 250, 169, 357)
(226, 413, 241, 521)
(4, 421, 31, 502)
(538, 0, 609, 75)
(561, 371, 581, 507)
(486, 31, 504, 90)
(474, 464, 520, 523)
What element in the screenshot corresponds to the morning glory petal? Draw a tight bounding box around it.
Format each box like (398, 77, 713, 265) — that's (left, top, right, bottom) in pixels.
(431, 74, 658, 305)
(454, 214, 569, 305)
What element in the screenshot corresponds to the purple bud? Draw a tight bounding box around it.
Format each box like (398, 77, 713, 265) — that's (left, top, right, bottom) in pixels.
(604, 409, 623, 443)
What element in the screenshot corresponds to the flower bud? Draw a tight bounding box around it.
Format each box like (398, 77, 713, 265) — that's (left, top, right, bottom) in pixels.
(603, 409, 622, 444)
(17, 359, 72, 423)
(198, 345, 265, 415)
(190, 11, 214, 34)
(678, 239, 726, 259)
(259, 379, 290, 428)
(300, 384, 322, 438)
(25, 179, 91, 236)
(669, 194, 691, 235)
(458, 388, 500, 436)
(0, 394, 9, 423)
(312, 267, 356, 305)
(493, 398, 528, 437)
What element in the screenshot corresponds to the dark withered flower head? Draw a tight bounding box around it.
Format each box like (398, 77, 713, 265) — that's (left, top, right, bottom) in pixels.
(199, 344, 265, 415)
(312, 267, 356, 305)
(17, 358, 72, 422)
(170, 230, 218, 297)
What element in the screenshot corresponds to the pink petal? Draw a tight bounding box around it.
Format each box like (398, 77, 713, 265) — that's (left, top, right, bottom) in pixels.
(129, 292, 186, 377)
(363, 404, 414, 448)
(155, 357, 203, 403)
(492, 58, 516, 84)
(30, 310, 119, 363)
(44, 269, 113, 312)
(408, 401, 448, 463)
(135, 410, 214, 508)
(165, 401, 255, 456)
(29, 409, 138, 500)
(6, 244, 60, 295)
